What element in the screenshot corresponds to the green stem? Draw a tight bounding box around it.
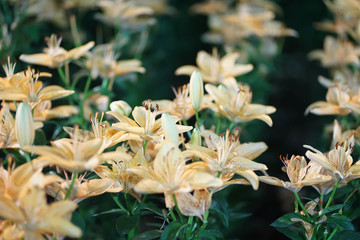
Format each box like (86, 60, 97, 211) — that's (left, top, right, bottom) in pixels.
(182, 120, 191, 138)
(169, 208, 177, 222)
(186, 216, 194, 239)
(229, 122, 235, 130)
(173, 195, 184, 224)
(64, 172, 78, 200)
(24, 152, 31, 163)
(195, 111, 200, 129)
(83, 75, 92, 96)
(215, 116, 221, 134)
(195, 210, 209, 239)
(327, 227, 338, 240)
(57, 67, 68, 88)
(294, 192, 311, 219)
(320, 194, 324, 209)
(143, 139, 148, 152)
(294, 199, 298, 212)
(325, 181, 339, 209)
(110, 194, 128, 213)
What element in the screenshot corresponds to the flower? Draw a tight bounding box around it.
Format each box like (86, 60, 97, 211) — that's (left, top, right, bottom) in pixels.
(205, 77, 276, 126)
(259, 155, 331, 193)
(23, 125, 110, 172)
(0, 69, 74, 109)
(305, 140, 360, 184)
(176, 49, 253, 84)
(305, 84, 360, 116)
(0, 104, 17, 148)
(184, 129, 268, 189)
(308, 36, 360, 67)
(20, 34, 94, 68)
(0, 186, 81, 239)
(189, 70, 204, 111)
(110, 100, 132, 116)
(15, 102, 35, 148)
(128, 141, 222, 208)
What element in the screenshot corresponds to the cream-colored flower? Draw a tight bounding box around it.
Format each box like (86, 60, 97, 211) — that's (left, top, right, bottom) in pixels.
(305, 84, 360, 116)
(0, 69, 74, 109)
(308, 36, 360, 67)
(128, 141, 222, 208)
(15, 102, 35, 148)
(205, 77, 276, 126)
(184, 129, 268, 189)
(305, 140, 360, 184)
(23, 125, 112, 172)
(0, 104, 17, 148)
(0, 186, 81, 239)
(259, 155, 331, 193)
(176, 49, 253, 84)
(20, 34, 94, 68)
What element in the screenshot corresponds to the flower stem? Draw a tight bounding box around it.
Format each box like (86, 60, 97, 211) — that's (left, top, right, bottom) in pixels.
(195, 111, 200, 129)
(143, 139, 148, 152)
(173, 194, 184, 224)
(169, 208, 177, 222)
(327, 226, 338, 240)
(110, 194, 127, 213)
(294, 192, 311, 219)
(195, 210, 209, 239)
(64, 172, 78, 200)
(325, 181, 339, 209)
(186, 216, 194, 239)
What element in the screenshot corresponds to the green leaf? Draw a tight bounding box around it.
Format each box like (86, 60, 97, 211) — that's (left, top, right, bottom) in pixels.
(326, 214, 354, 231)
(210, 208, 229, 228)
(160, 222, 187, 240)
(319, 204, 345, 216)
(198, 229, 224, 240)
(116, 215, 139, 236)
(71, 211, 86, 233)
(274, 224, 306, 240)
(332, 230, 360, 240)
(271, 213, 310, 228)
(134, 230, 162, 240)
(34, 129, 47, 145)
(93, 208, 127, 217)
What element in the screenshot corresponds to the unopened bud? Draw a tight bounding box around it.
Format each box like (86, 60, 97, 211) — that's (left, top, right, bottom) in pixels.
(190, 128, 201, 146)
(161, 113, 179, 146)
(190, 70, 204, 111)
(110, 100, 132, 116)
(15, 102, 35, 148)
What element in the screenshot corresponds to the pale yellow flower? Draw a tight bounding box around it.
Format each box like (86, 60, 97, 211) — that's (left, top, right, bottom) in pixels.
(175, 189, 212, 220)
(305, 140, 360, 184)
(33, 100, 78, 122)
(23, 125, 110, 172)
(20, 34, 94, 68)
(308, 36, 360, 67)
(0, 104, 17, 148)
(0, 187, 81, 239)
(259, 155, 331, 193)
(176, 49, 253, 84)
(184, 129, 268, 189)
(305, 84, 360, 116)
(0, 69, 74, 109)
(128, 141, 222, 208)
(205, 77, 276, 126)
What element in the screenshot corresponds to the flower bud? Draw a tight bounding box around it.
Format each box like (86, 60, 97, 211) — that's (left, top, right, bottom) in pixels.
(190, 128, 201, 146)
(110, 100, 132, 116)
(15, 102, 35, 148)
(161, 113, 179, 146)
(190, 70, 204, 111)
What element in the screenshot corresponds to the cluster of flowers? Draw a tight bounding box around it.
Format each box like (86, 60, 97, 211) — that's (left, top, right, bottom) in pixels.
(0, 0, 300, 239)
(260, 0, 360, 239)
